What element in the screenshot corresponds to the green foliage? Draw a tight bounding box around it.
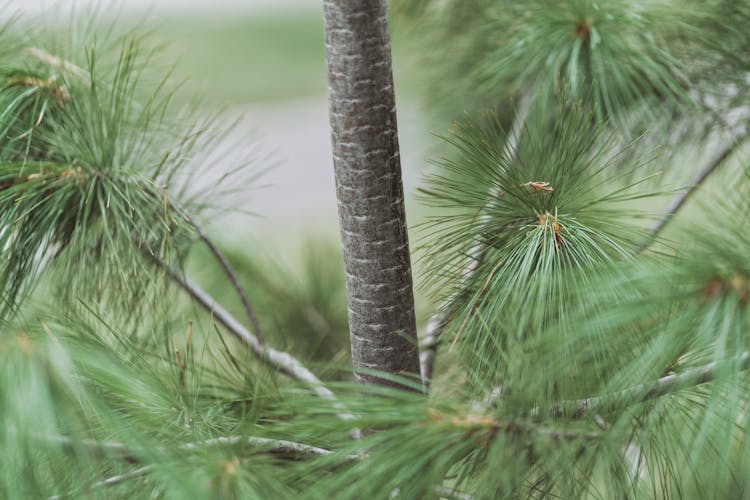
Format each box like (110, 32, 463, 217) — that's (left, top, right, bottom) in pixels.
(394, 0, 750, 135)
(419, 102, 659, 392)
(475, 1, 697, 123)
(0, 312, 295, 499)
(534, 192, 750, 496)
(0, 20, 248, 316)
(1, 2, 749, 499)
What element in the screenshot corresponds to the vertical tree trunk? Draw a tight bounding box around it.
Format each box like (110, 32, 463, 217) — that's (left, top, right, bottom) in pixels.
(323, 0, 421, 387)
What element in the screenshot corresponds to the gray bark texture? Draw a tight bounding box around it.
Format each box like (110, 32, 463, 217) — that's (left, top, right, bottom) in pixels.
(323, 0, 421, 387)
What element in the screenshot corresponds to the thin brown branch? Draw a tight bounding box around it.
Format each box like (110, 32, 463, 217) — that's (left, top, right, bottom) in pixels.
(639, 137, 746, 252)
(162, 261, 328, 395)
(155, 258, 359, 434)
(139, 181, 265, 345)
(183, 213, 266, 345)
(136, 192, 358, 434)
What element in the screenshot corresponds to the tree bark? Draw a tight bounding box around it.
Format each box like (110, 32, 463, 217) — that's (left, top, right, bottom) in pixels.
(323, 0, 421, 387)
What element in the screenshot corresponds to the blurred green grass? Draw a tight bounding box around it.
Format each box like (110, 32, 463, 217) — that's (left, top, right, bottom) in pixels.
(147, 8, 420, 105)
(151, 10, 327, 105)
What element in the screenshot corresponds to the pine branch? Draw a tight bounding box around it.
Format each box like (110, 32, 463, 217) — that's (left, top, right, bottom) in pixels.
(428, 409, 600, 441)
(161, 260, 339, 400)
(557, 351, 750, 417)
(420, 99, 530, 387)
(120, 152, 266, 345)
(47, 435, 346, 499)
(639, 136, 746, 251)
(46, 434, 339, 458)
(50, 434, 468, 498)
(419, 241, 487, 385)
(182, 212, 266, 345)
(178, 436, 336, 457)
(157, 257, 361, 436)
(49, 465, 153, 500)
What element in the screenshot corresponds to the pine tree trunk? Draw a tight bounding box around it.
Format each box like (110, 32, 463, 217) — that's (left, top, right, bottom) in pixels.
(323, 0, 421, 387)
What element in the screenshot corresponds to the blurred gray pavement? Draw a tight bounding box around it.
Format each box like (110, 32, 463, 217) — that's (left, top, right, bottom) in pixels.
(213, 96, 431, 246)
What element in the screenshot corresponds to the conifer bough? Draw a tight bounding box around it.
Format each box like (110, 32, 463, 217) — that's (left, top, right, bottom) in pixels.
(323, 0, 421, 386)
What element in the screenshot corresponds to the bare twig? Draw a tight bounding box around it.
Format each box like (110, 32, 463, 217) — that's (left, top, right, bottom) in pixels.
(137, 180, 266, 345)
(419, 315, 445, 385)
(183, 213, 266, 345)
(639, 137, 746, 252)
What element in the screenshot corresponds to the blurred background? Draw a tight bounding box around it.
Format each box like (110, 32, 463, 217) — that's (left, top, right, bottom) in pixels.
(4, 0, 431, 251)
